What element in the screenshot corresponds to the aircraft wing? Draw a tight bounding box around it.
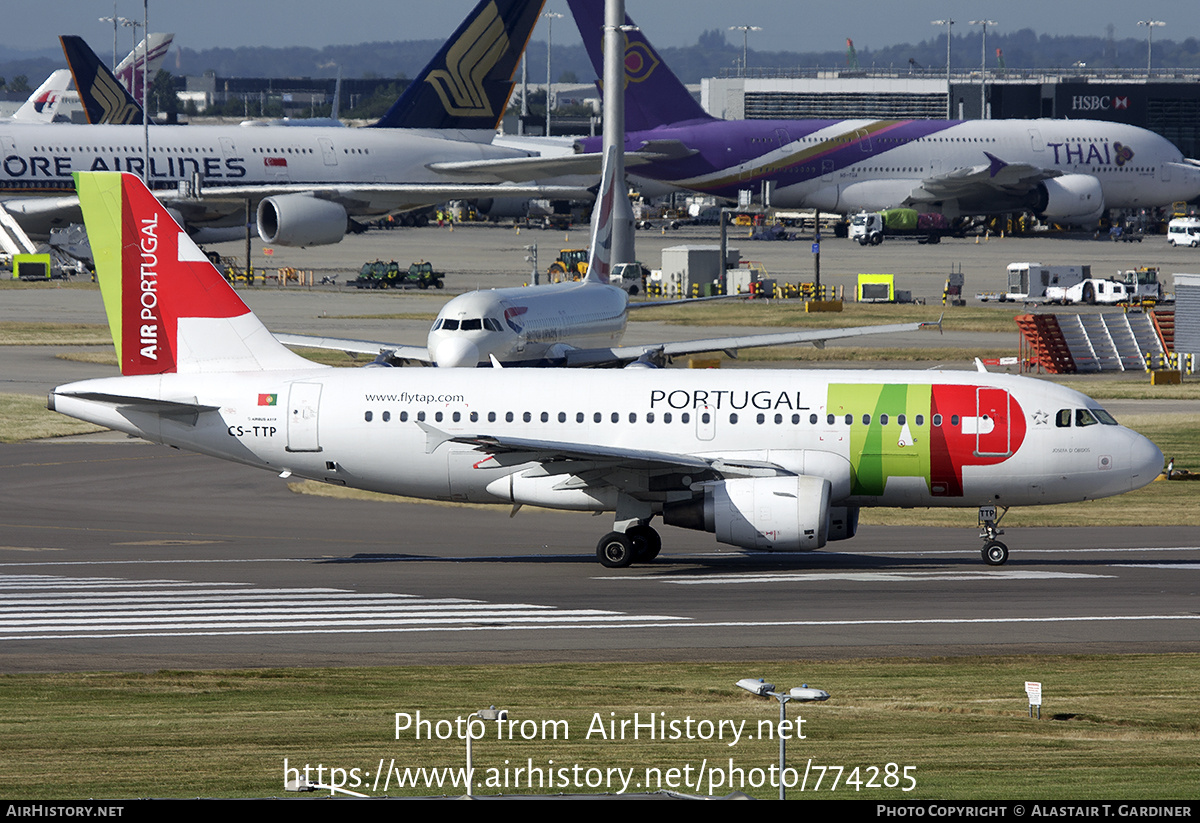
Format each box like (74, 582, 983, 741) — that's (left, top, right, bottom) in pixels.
(277, 321, 932, 369)
(4, 181, 594, 241)
(174, 183, 594, 211)
(424, 147, 686, 184)
(419, 423, 787, 479)
(908, 152, 1060, 203)
(560, 321, 931, 368)
(274, 333, 432, 366)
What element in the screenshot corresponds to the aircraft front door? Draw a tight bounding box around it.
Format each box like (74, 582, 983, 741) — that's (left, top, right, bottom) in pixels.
(972, 388, 1012, 457)
(286, 382, 323, 453)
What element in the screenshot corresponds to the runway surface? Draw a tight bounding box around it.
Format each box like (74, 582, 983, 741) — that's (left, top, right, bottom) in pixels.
(2, 441, 1197, 672)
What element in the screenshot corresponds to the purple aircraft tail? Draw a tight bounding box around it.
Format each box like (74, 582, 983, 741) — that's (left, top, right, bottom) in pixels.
(566, 0, 713, 132)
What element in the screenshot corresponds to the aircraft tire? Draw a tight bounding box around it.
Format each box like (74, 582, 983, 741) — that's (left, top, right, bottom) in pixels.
(597, 532, 636, 568)
(982, 541, 1009, 566)
(626, 525, 662, 562)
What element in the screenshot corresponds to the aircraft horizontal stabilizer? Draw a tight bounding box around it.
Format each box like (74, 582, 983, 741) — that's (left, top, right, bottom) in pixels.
(273, 333, 431, 366)
(50, 391, 219, 416)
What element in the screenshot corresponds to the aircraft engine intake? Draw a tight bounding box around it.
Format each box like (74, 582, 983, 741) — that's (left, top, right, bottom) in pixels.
(1033, 175, 1106, 225)
(663, 475, 831, 551)
(257, 194, 348, 247)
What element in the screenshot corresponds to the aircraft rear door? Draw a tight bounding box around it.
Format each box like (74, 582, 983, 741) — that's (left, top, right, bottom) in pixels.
(286, 382, 323, 452)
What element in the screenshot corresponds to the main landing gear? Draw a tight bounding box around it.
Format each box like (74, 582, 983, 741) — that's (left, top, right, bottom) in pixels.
(978, 504, 1009, 566)
(596, 523, 662, 568)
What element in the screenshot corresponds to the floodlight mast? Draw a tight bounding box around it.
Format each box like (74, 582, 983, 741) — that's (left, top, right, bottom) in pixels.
(736, 678, 829, 799)
(931, 19, 954, 119)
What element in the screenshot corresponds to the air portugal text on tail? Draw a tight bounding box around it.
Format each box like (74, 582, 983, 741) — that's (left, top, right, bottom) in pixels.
(74, 171, 313, 376)
(53, 172, 1163, 570)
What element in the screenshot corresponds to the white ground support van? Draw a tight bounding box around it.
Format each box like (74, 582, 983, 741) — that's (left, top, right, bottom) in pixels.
(1168, 217, 1200, 247)
(1045, 278, 1131, 305)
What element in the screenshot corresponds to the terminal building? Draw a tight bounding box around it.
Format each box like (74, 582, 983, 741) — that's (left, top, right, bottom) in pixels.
(701, 70, 1200, 159)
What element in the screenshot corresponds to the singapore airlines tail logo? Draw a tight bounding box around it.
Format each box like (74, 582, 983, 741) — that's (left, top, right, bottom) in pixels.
(89, 70, 140, 125)
(425, 0, 507, 118)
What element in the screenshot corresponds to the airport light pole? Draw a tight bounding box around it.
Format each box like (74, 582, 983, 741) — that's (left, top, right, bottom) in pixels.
(931, 19, 954, 119)
(603, 0, 636, 267)
(737, 678, 830, 800)
(1138, 20, 1165, 76)
(969, 19, 997, 119)
(543, 10, 563, 137)
(99, 6, 129, 72)
(729, 26, 762, 77)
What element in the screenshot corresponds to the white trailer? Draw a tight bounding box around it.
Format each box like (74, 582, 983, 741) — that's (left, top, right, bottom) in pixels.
(1006, 262, 1092, 301)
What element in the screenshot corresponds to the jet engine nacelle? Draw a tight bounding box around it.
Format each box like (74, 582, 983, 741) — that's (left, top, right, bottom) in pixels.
(663, 475, 831, 551)
(257, 194, 348, 246)
(1034, 175, 1106, 225)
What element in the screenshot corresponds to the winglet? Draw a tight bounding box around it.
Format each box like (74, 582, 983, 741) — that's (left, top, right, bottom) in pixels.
(73, 171, 317, 376)
(372, 0, 546, 130)
(919, 312, 945, 335)
(984, 151, 1008, 179)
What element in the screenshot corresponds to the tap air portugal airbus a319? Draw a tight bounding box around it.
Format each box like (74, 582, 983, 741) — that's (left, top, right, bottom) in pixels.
(51, 172, 1163, 568)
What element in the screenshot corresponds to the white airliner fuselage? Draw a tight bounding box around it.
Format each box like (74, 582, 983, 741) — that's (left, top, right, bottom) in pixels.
(51, 366, 1163, 562)
(0, 123, 548, 240)
(426, 280, 629, 367)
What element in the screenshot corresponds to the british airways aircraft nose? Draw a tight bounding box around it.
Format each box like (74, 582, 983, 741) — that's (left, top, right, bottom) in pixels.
(432, 336, 481, 368)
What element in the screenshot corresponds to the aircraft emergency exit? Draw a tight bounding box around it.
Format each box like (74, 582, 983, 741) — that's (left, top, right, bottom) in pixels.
(50, 171, 1164, 568)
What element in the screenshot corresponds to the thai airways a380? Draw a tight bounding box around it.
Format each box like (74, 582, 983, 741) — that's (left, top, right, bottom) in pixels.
(566, 0, 1200, 223)
(49, 170, 1163, 568)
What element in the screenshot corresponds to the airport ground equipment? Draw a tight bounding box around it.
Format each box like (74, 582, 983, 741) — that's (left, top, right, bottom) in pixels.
(848, 209, 958, 245)
(1018, 312, 1168, 373)
(1167, 217, 1200, 247)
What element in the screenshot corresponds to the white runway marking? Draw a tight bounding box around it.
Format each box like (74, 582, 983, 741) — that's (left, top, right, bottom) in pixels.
(1112, 564, 1200, 570)
(0, 574, 686, 641)
(606, 570, 1115, 584)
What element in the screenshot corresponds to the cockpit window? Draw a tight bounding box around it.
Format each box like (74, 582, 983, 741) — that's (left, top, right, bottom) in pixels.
(1056, 409, 1072, 427)
(1091, 408, 1118, 425)
(460, 318, 482, 331)
(1075, 409, 1099, 427)
(440, 319, 459, 330)
(484, 318, 503, 332)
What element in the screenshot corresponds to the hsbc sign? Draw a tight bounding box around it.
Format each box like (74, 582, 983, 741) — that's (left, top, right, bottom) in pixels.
(1071, 95, 1131, 112)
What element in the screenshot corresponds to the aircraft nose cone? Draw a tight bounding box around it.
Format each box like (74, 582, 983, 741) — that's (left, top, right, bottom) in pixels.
(1129, 431, 1164, 491)
(433, 336, 481, 368)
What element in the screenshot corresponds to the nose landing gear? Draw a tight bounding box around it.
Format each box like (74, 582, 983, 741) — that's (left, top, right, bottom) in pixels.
(979, 504, 1009, 566)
